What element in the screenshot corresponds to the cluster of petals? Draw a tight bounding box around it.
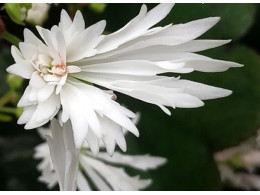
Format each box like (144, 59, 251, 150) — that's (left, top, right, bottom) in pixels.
(7, 3, 242, 152)
(35, 119, 166, 191)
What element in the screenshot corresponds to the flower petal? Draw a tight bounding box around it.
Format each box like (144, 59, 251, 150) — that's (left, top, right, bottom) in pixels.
(85, 129, 100, 156)
(45, 119, 66, 190)
(79, 156, 112, 191)
(17, 86, 35, 107)
(96, 152, 167, 171)
(37, 84, 55, 102)
(6, 60, 35, 79)
(11, 45, 24, 62)
(24, 93, 60, 129)
(46, 119, 80, 191)
(66, 20, 105, 62)
(77, 172, 91, 191)
(80, 155, 151, 190)
(97, 3, 174, 53)
(17, 105, 36, 125)
(99, 116, 127, 155)
(29, 71, 47, 88)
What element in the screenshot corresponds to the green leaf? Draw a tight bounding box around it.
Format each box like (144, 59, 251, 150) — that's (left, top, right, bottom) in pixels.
(159, 4, 256, 40)
(5, 3, 32, 25)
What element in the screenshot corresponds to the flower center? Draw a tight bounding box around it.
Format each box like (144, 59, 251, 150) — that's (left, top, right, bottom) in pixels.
(50, 65, 67, 77)
(32, 53, 68, 82)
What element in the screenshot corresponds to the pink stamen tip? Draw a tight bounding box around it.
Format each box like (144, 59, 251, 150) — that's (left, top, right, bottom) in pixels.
(56, 65, 66, 70)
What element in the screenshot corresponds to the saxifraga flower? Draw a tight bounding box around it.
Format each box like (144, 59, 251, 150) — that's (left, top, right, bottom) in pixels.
(7, 4, 242, 153)
(35, 119, 167, 191)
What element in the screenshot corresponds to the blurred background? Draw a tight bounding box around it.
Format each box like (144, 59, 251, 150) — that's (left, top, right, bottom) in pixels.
(0, 3, 259, 190)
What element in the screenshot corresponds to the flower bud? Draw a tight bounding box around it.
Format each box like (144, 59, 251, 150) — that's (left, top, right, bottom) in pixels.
(5, 3, 32, 25)
(26, 3, 50, 26)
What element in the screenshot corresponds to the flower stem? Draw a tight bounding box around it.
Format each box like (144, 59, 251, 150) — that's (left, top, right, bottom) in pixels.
(0, 107, 17, 115)
(1, 31, 21, 47)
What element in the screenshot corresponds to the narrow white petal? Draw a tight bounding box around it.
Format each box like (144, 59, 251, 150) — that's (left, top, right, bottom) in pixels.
(81, 155, 151, 190)
(29, 71, 46, 88)
(39, 28, 60, 61)
(77, 172, 91, 191)
(46, 119, 80, 191)
(17, 105, 36, 125)
(96, 152, 167, 171)
(41, 28, 55, 49)
(70, 10, 85, 34)
(11, 45, 24, 62)
(184, 58, 243, 72)
(56, 31, 67, 63)
(66, 20, 105, 62)
(28, 86, 39, 102)
(78, 48, 209, 65)
(97, 4, 174, 53)
(99, 116, 127, 155)
(25, 93, 60, 129)
(74, 72, 206, 110)
(85, 129, 100, 156)
(6, 60, 35, 79)
(79, 156, 112, 191)
(67, 66, 81, 73)
(81, 60, 186, 75)
(56, 74, 67, 95)
(167, 39, 231, 52)
(62, 121, 80, 191)
(17, 86, 35, 107)
(107, 17, 222, 54)
(59, 9, 72, 31)
(43, 75, 60, 82)
(46, 119, 66, 190)
(19, 42, 38, 60)
(110, 16, 220, 54)
(155, 78, 233, 100)
(24, 28, 45, 47)
(60, 84, 91, 148)
(37, 84, 55, 102)
(38, 163, 58, 189)
(60, 90, 70, 123)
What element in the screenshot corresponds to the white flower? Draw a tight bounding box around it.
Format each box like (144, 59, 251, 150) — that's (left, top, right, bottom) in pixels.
(35, 119, 167, 191)
(214, 129, 260, 190)
(7, 4, 242, 151)
(26, 3, 50, 25)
